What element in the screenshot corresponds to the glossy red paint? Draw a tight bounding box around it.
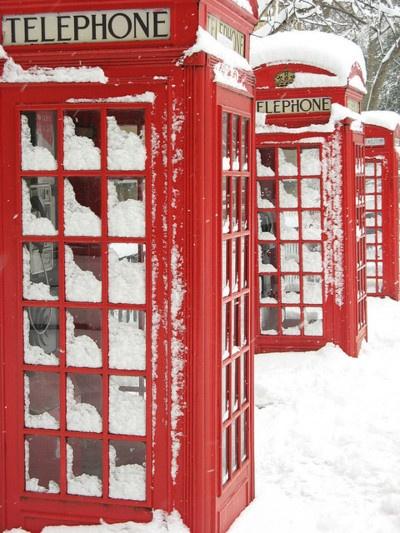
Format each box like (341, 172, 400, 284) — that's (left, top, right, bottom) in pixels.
(0, 1, 257, 532)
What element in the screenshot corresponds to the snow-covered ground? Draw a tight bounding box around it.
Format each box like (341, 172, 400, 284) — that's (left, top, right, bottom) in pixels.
(230, 297, 400, 533)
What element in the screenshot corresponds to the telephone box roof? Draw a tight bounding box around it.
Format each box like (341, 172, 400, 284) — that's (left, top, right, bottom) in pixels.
(362, 110, 400, 132)
(250, 30, 366, 92)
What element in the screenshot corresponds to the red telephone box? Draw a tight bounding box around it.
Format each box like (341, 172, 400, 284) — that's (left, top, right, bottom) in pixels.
(251, 31, 367, 357)
(362, 111, 400, 300)
(0, 2, 257, 532)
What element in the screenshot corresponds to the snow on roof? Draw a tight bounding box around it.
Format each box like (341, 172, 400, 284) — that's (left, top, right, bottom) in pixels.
(250, 31, 367, 90)
(182, 27, 252, 71)
(232, 0, 254, 14)
(362, 110, 400, 132)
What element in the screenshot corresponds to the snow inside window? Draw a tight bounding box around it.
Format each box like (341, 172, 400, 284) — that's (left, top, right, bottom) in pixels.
(109, 441, 146, 500)
(257, 181, 275, 208)
(303, 243, 322, 272)
(21, 112, 57, 171)
(280, 243, 300, 272)
(279, 148, 298, 176)
(279, 179, 298, 208)
(63, 113, 101, 170)
(64, 178, 101, 236)
(301, 179, 321, 208)
(66, 310, 102, 368)
(67, 375, 102, 433)
(23, 243, 58, 301)
(257, 149, 275, 177)
(260, 307, 278, 335)
(109, 376, 146, 436)
(300, 148, 321, 176)
(107, 110, 146, 171)
(259, 244, 277, 273)
(280, 212, 299, 240)
(65, 244, 102, 302)
(109, 310, 146, 370)
(24, 308, 59, 366)
(108, 179, 145, 237)
(259, 275, 278, 304)
(22, 178, 57, 236)
(108, 244, 145, 304)
(282, 275, 300, 303)
(365, 163, 375, 176)
(304, 307, 323, 336)
(25, 435, 60, 494)
(303, 275, 323, 304)
(302, 210, 322, 240)
(282, 307, 301, 335)
(258, 212, 276, 240)
(24, 372, 59, 429)
(67, 440, 102, 497)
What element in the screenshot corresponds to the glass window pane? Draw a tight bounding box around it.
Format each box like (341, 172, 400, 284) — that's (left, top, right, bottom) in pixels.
(64, 178, 101, 236)
(241, 119, 249, 171)
(301, 179, 320, 208)
(279, 179, 298, 208)
(21, 111, 57, 171)
(222, 364, 230, 422)
(231, 177, 239, 232)
(233, 358, 240, 412)
(222, 428, 229, 484)
(65, 244, 102, 302)
(365, 163, 374, 177)
(233, 298, 240, 352)
(257, 148, 275, 177)
(24, 371, 59, 429)
(67, 438, 102, 496)
(107, 109, 146, 171)
(222, 112, 230, 170)
(109, 309, 146, 370)
(108, 243, 145, 304)
(367, 278, 376, 293)
(302, 210, 321, 240)
(282, 275, 300, 303)
(257, 180, 275, 208)
(280, 212, 299, 240)
(366, 195, 375, 210)
(259, 275, 278, 304)
(232, 419, 238, 472)
(108, 178, 145, 237)
(241, 237, 248, 289)
(64, 111, 101, 170)
(282, 307, 301, 335)
(365, 178, 375, 193)
(259, 244, 277, 273)
(279, 148, 297, 176)
(240, 352, 248, 404)
(232, 115, 240, 170)
(25, 435, 60, 493)
(23, 243, 59, 301)
(232, 239, 239, 293)
(241, 410, 248, 461)
(304, 307, 323, 336)
(259, 212, 276, 240)
(303, 275, 323, 304)
(109, 376, 146, 436)
(66, 309, 102, 368)
(222, 302, 231, 359)
(300, 148, 321, 176)
(24, 307, 59, 366)
(280, 243, 299, 272)
(109, 440, 146, 501)
(22, 178, 57, 235)
(240, 295, 248, 347)
(260, 307, 278, 335)
(241, 177, 248, 230)
(67, 374, 102, 433)
(222, 176, 230, 234)
(302, 243, 322, 272)
(222, 240, 230, 296)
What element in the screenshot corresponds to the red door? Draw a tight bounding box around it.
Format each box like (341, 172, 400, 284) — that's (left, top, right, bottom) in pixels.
(1, 83, 168, 530)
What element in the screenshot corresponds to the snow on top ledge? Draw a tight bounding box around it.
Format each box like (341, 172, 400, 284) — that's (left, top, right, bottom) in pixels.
(251, 31, 366, 91)
(182, 27, 252, 71)
(67, 92, 155, 104)
(231, 0, 254, 14)
(362, 110, 400, 132)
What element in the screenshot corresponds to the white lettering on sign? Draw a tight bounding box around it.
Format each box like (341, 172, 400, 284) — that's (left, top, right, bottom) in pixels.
(257, 97, 332, 115)
(2, 9, 170, 45)
(365, 137, 385, 147)
(207, 14, 245, 57)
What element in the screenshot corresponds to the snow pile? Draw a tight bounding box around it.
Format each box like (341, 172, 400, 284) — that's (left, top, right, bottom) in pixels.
(67, 444, 102, 497)
(21, 115, 57, 171)
(108, 181, 145, 237)
(65, 245, 102, 302)
(22, 180, 57, 235)
(64, 179, 101, 236)
(109, 445, 145, 501)
(251, 31, 366, 91)
(66, 312, 101, 368)
(23, 246, 57, 301)
(108, 246, 145, 304)
(63, 116, 101, 170)
(109, 376, 146, 436)
(66, 378, 102, 432)
(23, 310, 58, 365)
(108, 313, 146, 370)
(231, 297, 400, 533)
(40, 510, 189, 532)
(362, 110, 400, 132)
(107, 116, 146, 170)
(182, 27, 251, 71)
